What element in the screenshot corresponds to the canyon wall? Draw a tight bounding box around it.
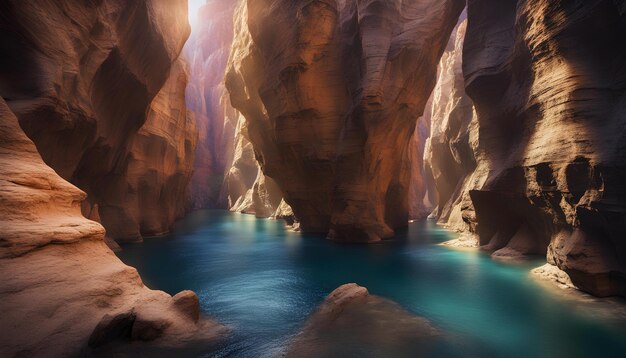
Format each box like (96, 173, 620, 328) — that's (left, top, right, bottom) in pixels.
(0, 98, 224, 356)
(226, 114, 286, 217)
(185, 0, 238, 210)
(449, 0, 626, 296)
(226, 0, 465, 241)
(184, 0, 287, 217)
(423, 20, 479, 235)
(0, 0, 196, 243)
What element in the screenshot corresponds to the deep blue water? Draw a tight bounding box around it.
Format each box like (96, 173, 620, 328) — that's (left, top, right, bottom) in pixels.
(118, 210, 626, 357)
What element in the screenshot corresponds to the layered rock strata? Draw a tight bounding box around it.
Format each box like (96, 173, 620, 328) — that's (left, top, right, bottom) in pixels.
(0, 99, 225, 357)
(226, 0, 465, 241)
(456, 0, 626, 296)
(0, 0, 196, 242)
(423, 20, 478, 234)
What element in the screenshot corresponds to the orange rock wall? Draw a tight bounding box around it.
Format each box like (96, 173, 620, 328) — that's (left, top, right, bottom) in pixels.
(1, 0, 195, 242)
(226, 0, 465, 241)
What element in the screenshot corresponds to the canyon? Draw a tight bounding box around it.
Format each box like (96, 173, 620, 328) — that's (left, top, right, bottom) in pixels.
(225, 0, 465, 241)
(1, 0, 626, 356)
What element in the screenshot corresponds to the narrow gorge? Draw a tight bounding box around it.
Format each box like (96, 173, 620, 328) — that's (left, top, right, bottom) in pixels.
(1, 0, 626, 357)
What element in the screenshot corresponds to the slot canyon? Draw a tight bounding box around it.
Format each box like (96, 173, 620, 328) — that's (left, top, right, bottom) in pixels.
(1, 0, 625, 357)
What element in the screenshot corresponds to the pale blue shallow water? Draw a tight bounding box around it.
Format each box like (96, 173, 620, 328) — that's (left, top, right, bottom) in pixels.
(118, 210, 626, 357)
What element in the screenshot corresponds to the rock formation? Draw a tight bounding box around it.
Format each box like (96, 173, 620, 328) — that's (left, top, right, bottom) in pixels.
(0, 98, 225, 357)
(185, 0, 239, 210)
(285, 284, 438, 357)
(226, 115, 285, 217)
(0, 0, 196, 242)
(122, 59, 198, 239)
(423, 20, 478, 234)
(449, 0, 626, 296)
(226, 0, 465, 242)
(408, 105, 433, 220)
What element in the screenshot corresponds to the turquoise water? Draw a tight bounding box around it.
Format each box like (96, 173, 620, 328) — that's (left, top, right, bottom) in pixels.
(118, 210, 626, 357)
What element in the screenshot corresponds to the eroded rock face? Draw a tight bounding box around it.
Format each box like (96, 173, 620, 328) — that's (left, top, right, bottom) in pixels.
(226, 0, 465, 241)
(457, 0, 626, 296)
(423, 20, 479, 234)
(185, 0, 238, 210)
(285, 284, 438, 357)
(104, 58, 197, 240)
(0, 0, 195, 242)
(225, 113, 286, 217)
(0, 98, 225, 357)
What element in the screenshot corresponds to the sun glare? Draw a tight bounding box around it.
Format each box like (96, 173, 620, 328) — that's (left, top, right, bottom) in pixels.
(188, 0, 205, 28)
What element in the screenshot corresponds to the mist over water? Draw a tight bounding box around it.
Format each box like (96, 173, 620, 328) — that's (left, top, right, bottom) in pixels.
(118, 210, 626, 357)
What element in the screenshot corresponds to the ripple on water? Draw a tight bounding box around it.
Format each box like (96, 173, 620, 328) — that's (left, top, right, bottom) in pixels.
(118, 210, 626, 358)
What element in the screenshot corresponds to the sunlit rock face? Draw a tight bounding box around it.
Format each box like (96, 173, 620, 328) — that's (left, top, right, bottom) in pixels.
(0, 0, 194, 242)
(226, 113, 286, 217)
(185, 0, 238, 210)
(226, 0, 465, 242)
(0, 98, 225, 357)
(408, 104, 433, 220)
(423, 20, 479, 233)
(461, 0, 626, 296)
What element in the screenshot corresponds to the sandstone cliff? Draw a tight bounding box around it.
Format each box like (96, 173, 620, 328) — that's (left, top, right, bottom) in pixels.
(226, 0, 465, 242)
(423, 20, 479, 234)
(1, 0, 196, 242)
(185, 0, 238, 210)
(0, 98, 224, 357)
(226, 114, 285, 217)
(455, 0, 626, 296)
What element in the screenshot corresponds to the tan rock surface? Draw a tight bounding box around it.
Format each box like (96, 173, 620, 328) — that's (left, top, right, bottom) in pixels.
(1, 0, 195, 242)
(226, 113, 286, 217)
(0, 98, 225, 357)
(226, 0, 465, 242)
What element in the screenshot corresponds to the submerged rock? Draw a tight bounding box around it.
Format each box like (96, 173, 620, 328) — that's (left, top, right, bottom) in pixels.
(285, 284, 439, 357)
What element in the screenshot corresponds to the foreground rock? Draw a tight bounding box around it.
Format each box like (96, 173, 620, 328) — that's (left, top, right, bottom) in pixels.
(1, 0, 197, 243)
(226, 0, 465, 242)
(0, 99, 225, 357)
(285, 284, 438, 357)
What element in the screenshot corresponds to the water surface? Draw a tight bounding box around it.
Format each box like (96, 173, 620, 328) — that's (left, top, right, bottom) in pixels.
(118, 210, 626, 357)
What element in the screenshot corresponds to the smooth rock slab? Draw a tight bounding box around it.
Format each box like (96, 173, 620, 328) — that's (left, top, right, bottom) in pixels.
(285, 284, 439, 357)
